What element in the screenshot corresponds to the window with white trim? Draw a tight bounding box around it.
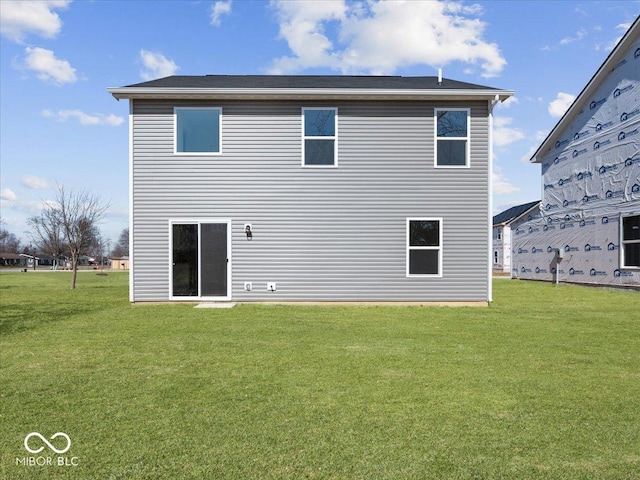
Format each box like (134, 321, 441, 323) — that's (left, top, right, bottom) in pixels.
(407, 218, 442, 276)
(302, 108, 337, 166)
(621, 214, 640, 268)
(175, 107, 221, 154)
(435, 108, 469, 167)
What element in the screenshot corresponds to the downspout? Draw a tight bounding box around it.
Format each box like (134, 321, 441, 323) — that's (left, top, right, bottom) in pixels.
(128, 100, 134, 303)
(488, 94, 501, 303)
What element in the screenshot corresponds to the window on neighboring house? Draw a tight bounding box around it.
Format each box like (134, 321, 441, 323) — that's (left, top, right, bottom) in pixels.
(435, 108, 469, 167)
(175, 107, 221, 154)
(497, 228, 502, 240)
(621, 214, 640, 268)
(494, 251, 499, 264)
(303, 108, 337, 166)
(407, 219, 442, 276)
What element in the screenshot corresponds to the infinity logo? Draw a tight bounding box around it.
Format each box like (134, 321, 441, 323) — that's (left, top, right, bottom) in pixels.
(24, 432, 71, 454)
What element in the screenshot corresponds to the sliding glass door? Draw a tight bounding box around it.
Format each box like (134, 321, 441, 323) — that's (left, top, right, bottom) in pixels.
(171, 221, 229, 299)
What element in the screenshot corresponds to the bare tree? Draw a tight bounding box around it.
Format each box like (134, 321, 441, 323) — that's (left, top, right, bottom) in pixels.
(56, 185, 110, 289)
(0, 225, 22, 253)
(111, 228, 129, 258)
(27, 206, 65, 270)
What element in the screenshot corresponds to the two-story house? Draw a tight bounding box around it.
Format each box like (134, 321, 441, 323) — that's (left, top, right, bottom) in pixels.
(108, 75, 512, 303)
(512, 18, 640, 287)
(492, 200, 540, 273)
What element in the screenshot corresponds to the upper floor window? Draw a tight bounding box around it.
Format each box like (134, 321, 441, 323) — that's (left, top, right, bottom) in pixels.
(302, 108, 337, 167)
(435, 108, 469, 168)
(175, 107, 221, 154)
(621, 214, 640, 268)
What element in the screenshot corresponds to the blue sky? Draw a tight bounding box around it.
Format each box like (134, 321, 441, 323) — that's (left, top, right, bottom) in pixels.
(1, 0, 639, 246)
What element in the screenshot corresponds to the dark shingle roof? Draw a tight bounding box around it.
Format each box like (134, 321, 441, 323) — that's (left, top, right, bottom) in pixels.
(124, 75, 503, 91)
(493, 201, 540, 226)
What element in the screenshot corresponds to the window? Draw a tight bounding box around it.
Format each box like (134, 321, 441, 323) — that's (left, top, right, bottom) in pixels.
(497, 228, 502, 240)
(435, 108, 469, 167)
(494, 251, 499, 264)
(302, 108, 337, 166)
(175, 107, 221, 154)
(407, 219, 442, 276)
(621, 214, 640, 268)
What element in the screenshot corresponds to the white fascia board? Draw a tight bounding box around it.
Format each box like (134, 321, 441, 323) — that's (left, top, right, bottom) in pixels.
(108, 86, 514, 102)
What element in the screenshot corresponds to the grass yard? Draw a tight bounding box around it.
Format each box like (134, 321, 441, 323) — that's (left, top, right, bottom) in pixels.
(1, 272, 639, 479)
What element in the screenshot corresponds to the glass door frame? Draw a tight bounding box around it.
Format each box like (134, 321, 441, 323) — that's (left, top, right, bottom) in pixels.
(169, 219, 232, 301)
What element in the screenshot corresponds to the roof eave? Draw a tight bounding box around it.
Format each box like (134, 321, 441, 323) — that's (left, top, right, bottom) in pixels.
(492, 201, 541, 226)
(107, 87, 514, 102)
(510, 203, 541, 224)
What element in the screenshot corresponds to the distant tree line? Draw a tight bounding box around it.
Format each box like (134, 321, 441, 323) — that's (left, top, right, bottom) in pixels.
(111, 228, 129, 258)
(0, 227, 22, 253)
(1, 225, 128, 261)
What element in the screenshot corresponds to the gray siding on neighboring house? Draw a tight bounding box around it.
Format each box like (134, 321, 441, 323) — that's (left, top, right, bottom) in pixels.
(131, 99, 490, 302)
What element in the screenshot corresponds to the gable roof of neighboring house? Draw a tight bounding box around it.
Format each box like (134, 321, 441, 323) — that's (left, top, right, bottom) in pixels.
(529, 16, 640, 163)
(493, 201, 540, 226)
(0, 252, 23, 260)
(109, 75, 513, 102)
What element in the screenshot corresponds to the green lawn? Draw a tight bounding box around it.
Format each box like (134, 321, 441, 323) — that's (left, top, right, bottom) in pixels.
(1, 272, 639, 479)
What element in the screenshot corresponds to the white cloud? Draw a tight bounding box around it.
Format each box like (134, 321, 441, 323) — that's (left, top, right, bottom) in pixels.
(559, 28, 586, 46)
(492, 166, 519, 195)
(21, 175, 49, 190)
(493, 117, 510, 128)
(42, 109, 124, 126)
(211, 0, 232, 26)
(574, 6, 588, 17)
(270, 0, 346, 73)
(520, 130, 549, 163)
(0, 197, 51, 215)
(595, 24, 628, 53)
(595, 37, 622, 52)
(269, 0, 506, 77)
(616, 22, 632, 32)
(23, 46, 77, 84)
(1, 188, 17, 201)
(493, 117, 525, 147)
(103, 114, 125, 126)
(548, 92, 576, 118)
(0, 0, 71, 43)
(139, 50, 179, 81)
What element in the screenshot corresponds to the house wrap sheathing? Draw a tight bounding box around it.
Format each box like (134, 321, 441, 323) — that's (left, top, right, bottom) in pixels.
(513, 18, 640, 287)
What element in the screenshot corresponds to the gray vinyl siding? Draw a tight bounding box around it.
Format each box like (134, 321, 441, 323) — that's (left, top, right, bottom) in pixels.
(131, 99, 490, 302)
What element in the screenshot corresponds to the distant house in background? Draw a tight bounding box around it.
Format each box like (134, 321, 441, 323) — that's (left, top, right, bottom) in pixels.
(492, 201, 540, 273)
(109, 75, 513, 304)
(513, 17, 640, 287)
(0, 253, 25, 267)
(111, 256, 129, 270)
(34, 254, 57, 267)
(19, 253, 39, 269)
